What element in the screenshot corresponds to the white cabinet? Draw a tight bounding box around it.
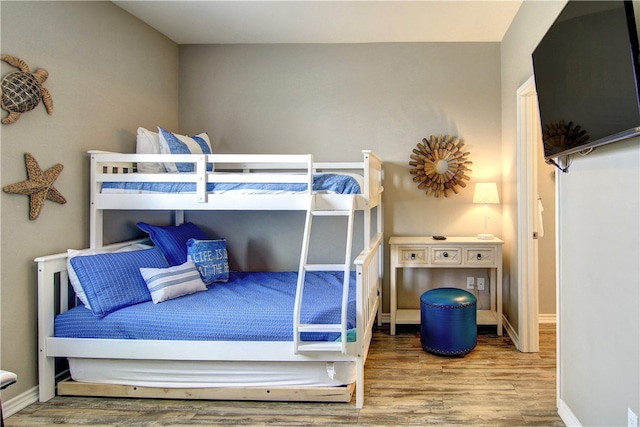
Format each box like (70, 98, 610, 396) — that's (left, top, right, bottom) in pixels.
(389, 236, 503, 336)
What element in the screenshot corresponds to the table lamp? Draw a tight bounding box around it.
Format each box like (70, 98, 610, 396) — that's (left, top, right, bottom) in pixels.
(472, 182, 500, 240)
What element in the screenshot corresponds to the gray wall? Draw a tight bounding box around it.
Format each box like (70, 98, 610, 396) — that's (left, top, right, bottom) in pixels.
(557, 138, 639, 425)
(179, 43, 503, 313)
(502, 1, 640, 425)
(0, 1, 179, 400)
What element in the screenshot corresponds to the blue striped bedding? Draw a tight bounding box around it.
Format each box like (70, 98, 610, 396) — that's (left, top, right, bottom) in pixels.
(101, 173, 362, 195)
(55, 271, 356, 342)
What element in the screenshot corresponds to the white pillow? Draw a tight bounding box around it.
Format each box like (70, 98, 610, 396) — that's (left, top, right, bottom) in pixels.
(136, 127, 166, 173)
(67, 243, 152, 309)
(157, 127, 212, 173)
(139, 261, 208, 304)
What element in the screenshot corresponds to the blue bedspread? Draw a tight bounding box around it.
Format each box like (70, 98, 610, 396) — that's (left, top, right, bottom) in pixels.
(55, 271, 356, 342)
(101, 174, 361, 194)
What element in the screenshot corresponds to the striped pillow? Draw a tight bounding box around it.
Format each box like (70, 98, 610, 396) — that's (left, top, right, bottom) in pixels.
(139, 261, 207, 304)
(157, 127, 212, 173)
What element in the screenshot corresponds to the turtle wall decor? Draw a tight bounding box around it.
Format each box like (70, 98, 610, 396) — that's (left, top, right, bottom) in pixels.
(409, 134, 472, 198)
(1, 54, 53, 124)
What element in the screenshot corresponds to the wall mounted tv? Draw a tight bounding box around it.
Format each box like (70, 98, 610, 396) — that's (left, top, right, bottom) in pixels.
(532, 0, 640, 169)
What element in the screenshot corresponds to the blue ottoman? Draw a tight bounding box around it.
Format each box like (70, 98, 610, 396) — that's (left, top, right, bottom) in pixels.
(420, 288, 477, 356)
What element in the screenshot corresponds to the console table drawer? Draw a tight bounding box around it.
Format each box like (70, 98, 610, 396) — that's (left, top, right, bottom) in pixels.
(464, 247, 496, 266)
(431, 247, 462, 265)
(398, 247, 428, 265)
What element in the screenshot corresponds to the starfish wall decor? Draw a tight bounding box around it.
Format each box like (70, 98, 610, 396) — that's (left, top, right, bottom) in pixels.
(3, 152, 66, 220)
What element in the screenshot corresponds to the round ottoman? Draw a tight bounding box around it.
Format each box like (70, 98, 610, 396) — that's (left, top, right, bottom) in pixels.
(420, 288, 477, 356)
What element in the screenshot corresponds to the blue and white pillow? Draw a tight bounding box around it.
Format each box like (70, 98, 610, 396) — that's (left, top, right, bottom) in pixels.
(66, 243, 152, 309)
(186, 238, 230, 284)
(69, 247, 169, 317)
(157, 127, 212, 173)
(139, 261, 207, 303)
(137, 221, 208, 266)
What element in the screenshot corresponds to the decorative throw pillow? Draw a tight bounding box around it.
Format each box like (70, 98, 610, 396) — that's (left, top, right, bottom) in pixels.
(67, 243, 153, 309)
(186, 238, 230, 284)
(69, 247, 169, 317)
(135, 127, 166, 173)
(139, 261, 208, 303)
(157, 127, 212, 173)
(137, 221, 208, 266)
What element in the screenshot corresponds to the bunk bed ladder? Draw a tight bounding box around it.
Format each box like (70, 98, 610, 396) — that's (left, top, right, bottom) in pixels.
(293, 195, 356, 354)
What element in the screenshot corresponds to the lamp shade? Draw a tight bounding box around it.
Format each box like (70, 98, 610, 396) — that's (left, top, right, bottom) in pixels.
(473, 182, 500, 204)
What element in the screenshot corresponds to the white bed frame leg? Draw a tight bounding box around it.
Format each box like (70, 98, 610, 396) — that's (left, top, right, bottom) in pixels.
(37, 256, 67, 402)
(38, 355, 56, 402)
(356, 356, 365, 409)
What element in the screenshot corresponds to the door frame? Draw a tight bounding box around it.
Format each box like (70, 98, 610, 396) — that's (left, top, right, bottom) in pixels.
(516, 76, 540, 353)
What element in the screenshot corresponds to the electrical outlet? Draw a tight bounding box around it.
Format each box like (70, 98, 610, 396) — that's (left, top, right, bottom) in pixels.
(466, 277, 474, 289)
(477, 278, 485, 291)
(629, 408, 638, 427)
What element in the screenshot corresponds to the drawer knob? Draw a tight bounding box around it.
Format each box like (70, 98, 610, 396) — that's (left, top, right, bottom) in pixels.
(443, 252, 449, 258)
(477, 253, 482, 260)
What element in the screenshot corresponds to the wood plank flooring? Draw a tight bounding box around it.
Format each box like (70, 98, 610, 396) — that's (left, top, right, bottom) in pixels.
(5, 324, 564, 426)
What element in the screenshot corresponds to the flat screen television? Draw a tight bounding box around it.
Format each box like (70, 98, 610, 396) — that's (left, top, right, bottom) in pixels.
(532, 0, 640, 167)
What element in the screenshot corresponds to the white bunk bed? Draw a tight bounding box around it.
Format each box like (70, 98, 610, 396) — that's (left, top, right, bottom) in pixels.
(36, 150, 383, 409)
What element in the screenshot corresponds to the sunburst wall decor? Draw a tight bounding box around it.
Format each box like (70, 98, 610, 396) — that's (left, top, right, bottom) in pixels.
(409, 134, 472, 198)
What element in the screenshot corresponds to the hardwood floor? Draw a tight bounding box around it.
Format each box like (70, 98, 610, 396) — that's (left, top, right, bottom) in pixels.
(5, 324, 564, 426)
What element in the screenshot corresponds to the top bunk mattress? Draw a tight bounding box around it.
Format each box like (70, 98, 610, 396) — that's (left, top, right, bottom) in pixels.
(55, 271, 356, 342)
(100, 173, 362, 195)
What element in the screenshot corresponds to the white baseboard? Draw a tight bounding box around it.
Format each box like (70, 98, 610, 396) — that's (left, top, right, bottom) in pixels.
(539, 313, 557, 324)
(502, 315, 521, 349)
(558, 398, 582, 426)
(3, 385, 38, 418)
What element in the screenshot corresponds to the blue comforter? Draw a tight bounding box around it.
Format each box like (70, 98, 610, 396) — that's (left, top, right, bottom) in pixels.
(101, 174, 361, 194)
(55, 271, 356, 342)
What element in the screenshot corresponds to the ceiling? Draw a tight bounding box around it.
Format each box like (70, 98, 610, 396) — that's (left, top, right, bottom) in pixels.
(112, 1, 523, 45)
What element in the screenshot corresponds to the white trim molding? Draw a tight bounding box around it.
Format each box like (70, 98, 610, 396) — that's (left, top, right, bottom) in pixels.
(558, 398, 582, 426)
(516, 75, 541, 353)
(538, 314, 557, 324)
(502, 315, 520, 350)
(2, 386, 38, 419)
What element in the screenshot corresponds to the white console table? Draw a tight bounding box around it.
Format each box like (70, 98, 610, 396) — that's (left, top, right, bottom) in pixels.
(389, 236, 503, 336)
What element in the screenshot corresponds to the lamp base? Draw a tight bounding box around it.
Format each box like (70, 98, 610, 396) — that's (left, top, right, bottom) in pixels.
(477, 233, 495, 240)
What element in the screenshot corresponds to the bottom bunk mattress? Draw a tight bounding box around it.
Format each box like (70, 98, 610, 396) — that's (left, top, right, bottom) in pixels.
(55, 270, 357, 342)
(55, 270, 357, 388)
